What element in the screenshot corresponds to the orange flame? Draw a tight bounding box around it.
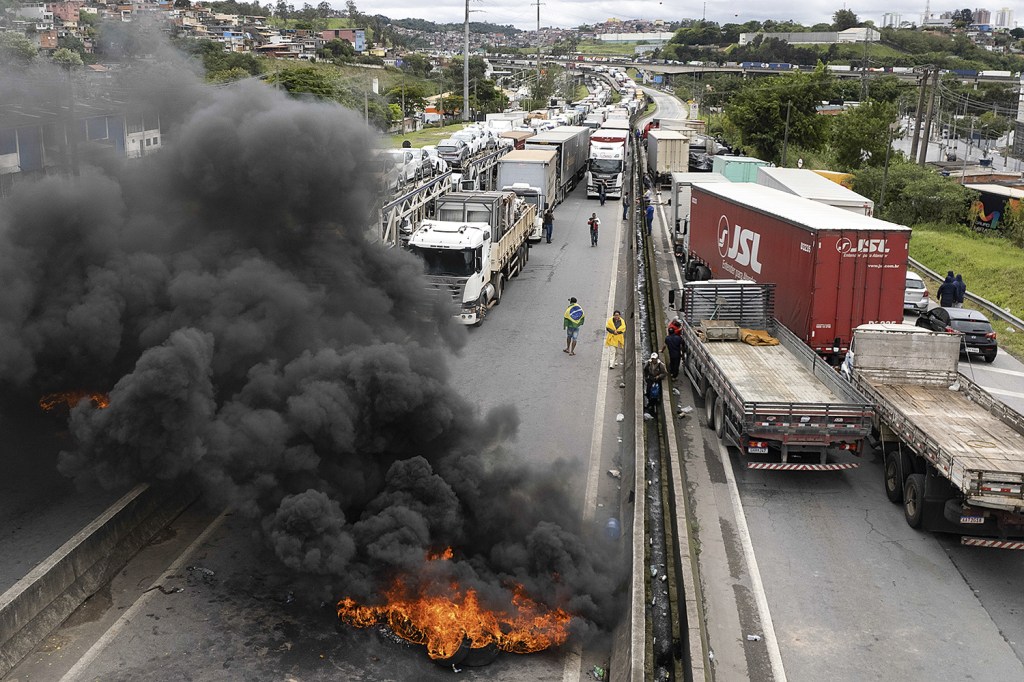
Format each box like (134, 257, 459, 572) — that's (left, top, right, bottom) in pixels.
(39, 391, 110, 411)
(337, 550, 571, 659)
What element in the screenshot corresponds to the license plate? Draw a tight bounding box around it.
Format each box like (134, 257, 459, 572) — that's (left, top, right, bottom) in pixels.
(966, 346, 979, 353)
(960, 515, 985, 524)
(748, 446, 769, 454)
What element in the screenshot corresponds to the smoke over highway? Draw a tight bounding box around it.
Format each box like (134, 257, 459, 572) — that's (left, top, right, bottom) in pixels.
(0, 61, 621, 637)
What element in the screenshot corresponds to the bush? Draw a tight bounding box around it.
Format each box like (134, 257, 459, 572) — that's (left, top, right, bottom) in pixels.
(852, 162, 974, 226)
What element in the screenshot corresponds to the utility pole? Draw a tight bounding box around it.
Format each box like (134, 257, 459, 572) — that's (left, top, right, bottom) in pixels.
(860, 30, 869, 101)
(463, 0, 470, 121)
(534, 0, 544, 108)
(910, 67, 929, 160)
(781, 100, 792, 166)
(918, 68, 939, 165)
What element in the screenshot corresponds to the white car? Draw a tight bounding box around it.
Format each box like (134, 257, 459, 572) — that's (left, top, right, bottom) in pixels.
(904, 271, 930, 314)
(450, 130, 482, 155)
(383, 149, 422, 185)
(421, 146, 450, 174)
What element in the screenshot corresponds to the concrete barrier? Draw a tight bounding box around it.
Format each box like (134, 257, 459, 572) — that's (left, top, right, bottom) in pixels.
(0, 483, 194, 677)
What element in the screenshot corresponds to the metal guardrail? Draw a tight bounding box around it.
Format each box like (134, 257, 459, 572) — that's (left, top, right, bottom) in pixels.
(908, 256, 1024, 330)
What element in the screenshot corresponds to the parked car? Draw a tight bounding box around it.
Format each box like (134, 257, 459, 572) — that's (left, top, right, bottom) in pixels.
(406, 148, 434, 178)
(373, 150, 401, 192)
(903, 271, 930, 314)
(436, 138, 469, 166)
(915, 307, 998, 362)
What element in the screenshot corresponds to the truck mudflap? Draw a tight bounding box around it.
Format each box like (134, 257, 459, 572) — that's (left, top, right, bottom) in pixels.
(748, 462, 859, 471)
(961, 537, 1024, 550)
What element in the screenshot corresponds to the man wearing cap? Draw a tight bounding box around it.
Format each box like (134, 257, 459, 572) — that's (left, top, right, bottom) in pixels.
(563, 297, 586, 356)
(642, 352, 668, 419)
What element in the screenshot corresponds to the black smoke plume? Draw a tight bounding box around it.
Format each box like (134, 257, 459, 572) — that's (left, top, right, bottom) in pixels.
(0, 58, 622, 638)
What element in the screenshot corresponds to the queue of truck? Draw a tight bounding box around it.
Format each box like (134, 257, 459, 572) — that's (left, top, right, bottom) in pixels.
(664, 169, 1024, 545)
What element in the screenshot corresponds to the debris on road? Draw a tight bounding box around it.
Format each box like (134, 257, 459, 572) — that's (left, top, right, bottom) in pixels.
(607, 469, 622, 479)
(672, 388, 680, 396)
(187, 566, 216, 577)
(616, 413, 625, 422)
(746, 634, 762, 642)
(591, 665, 607, 680)
(643, 412, 654, 421)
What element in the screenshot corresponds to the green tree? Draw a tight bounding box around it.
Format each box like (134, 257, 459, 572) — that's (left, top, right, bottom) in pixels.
(266, 66, 335, 98)
(399, 52, 432, 78)
(322, 38, 354, 58)
(724, 69, 833, 162)
(951, 9, 974, 28)
(208, 66, 252, 83)
(830, 100, 899, 170)
(832, 9, 859, 31)
(1010, 27, 1024, 40)
(0, 32, 37, 66)
(852, 162, 974, 225)
(51, 47, 84, 68)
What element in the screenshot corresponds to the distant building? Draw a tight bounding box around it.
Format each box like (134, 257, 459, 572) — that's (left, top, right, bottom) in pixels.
(738, 27, 880, 46)
(320, 28, 365, 52)
(882, 13, 902, 28)
(994, 7, 1014, 27)
(974, 8, 992, 24)
(594, 31, 674, 44)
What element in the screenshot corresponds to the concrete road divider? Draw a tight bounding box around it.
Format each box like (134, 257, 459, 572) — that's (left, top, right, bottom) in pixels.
(0, 483, 196, 677)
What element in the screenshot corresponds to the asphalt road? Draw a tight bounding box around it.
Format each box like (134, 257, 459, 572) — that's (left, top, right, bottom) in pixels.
(5, 177, 636, 680)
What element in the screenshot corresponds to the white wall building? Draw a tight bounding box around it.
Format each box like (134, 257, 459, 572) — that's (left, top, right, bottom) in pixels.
(994, 7, 1014, 27)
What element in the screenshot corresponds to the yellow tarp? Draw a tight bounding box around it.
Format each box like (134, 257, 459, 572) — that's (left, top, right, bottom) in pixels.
(739, 328, 779, 346)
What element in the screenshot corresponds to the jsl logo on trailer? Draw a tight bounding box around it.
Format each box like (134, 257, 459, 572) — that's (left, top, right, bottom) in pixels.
(717, 215, 763, 273)
(836, 237, 890, 255)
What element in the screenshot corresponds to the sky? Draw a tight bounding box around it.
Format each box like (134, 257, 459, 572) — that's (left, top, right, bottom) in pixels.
(346, 1, 1020, 31)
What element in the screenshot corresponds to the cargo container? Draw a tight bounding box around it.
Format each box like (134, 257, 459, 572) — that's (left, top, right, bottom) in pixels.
(499, 130, 535, 150)
(669, 173, 730, 254)
(685, 183, 911, 361)
(647, 130, 690, 185)
(497, 149, 558, 241)
(524, 125, 591, 204)
(711, 155, 769, 182)
(756, 167, 875, 216)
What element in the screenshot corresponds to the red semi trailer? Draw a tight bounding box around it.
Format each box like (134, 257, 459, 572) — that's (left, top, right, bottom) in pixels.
(683, 183, 911, 362)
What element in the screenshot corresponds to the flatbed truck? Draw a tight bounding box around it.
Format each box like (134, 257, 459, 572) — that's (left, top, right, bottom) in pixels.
(674, 280, 874, 470)
(843, 324, 1024, 546)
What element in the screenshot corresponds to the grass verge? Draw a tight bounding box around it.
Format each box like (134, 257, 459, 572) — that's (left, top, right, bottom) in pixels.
(387, 122, 469, 148)
(909, 222, 1024, 359)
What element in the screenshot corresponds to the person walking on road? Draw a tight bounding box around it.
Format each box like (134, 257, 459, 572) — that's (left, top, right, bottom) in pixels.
(543, 208, 554, 244)
(588, 213, 600, 246)
(642, 352, 668, 419)
(563, 297, 585, 356)
(645, 203, 655, 235)
(937, 271, 958, 307)
(661, 327, 683, 380)
(605, 310, 626, 368)
(599, 182, 607, 206)
(622, 194, 629, 220)
(954, 273, 966, 307)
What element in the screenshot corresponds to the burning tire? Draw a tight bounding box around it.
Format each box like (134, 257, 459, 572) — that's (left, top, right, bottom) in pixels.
(431, 637, 470, 667)
(461, 642, 501, 667)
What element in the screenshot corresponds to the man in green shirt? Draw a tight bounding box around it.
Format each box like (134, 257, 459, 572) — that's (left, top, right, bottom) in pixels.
(563, 297, 585, 356)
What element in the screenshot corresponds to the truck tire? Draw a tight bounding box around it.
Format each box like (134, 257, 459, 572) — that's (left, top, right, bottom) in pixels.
(903, 474, 926, 528)
(714, 395, 726, 438)
(884, 451, 915, 504)
(704, 387, 716, 430)
(512, 245, 526, 277)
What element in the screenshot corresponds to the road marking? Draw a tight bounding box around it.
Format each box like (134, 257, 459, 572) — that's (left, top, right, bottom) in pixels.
(60, 509, 231, 682)
(718, 442, 788, 682)
(962, 365, 1024, 378)
(984, 386, 1024, 400)
(566, 139, 628, 682)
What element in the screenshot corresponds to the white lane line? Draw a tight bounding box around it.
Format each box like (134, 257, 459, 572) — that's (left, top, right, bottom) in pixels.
(961, 365, 1024, 378)
(61, 509, 231, 682)
(565, 174, 627, 682)
(718, 442, 788, 682)
(984, 387, 1024, 400)
(582, 189, 626, 521)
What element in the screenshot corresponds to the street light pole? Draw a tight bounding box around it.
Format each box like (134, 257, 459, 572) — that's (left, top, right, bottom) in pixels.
(781, 100, 792, 166)
(879, 121, 897, 214)
(463, 0, 470, 121)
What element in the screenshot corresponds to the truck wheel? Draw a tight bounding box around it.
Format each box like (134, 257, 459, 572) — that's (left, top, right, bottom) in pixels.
(704, 387, 716, 430)
(903, 474, 926, 528)
(714, 396, 726, 438)
(884, 453, 903, 503)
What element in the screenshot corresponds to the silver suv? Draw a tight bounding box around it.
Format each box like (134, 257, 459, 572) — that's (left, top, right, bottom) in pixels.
(903, 271, 929, 314)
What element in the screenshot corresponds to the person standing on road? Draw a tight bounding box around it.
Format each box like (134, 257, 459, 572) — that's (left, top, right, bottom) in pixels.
(661, 327, 683, 380)
(937, 271, 958, 307)
(645, 203, 655, 235)
(543, 208, 554, 244)
(954, 273, 966, 307)
(563, 297, 585, 356)
(588, 213, 600, 246)
(605, 310, 626, 368)
(642, 352, 668, 419)
(599, 182, 607, 206)
(622, 194, 629, 220)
